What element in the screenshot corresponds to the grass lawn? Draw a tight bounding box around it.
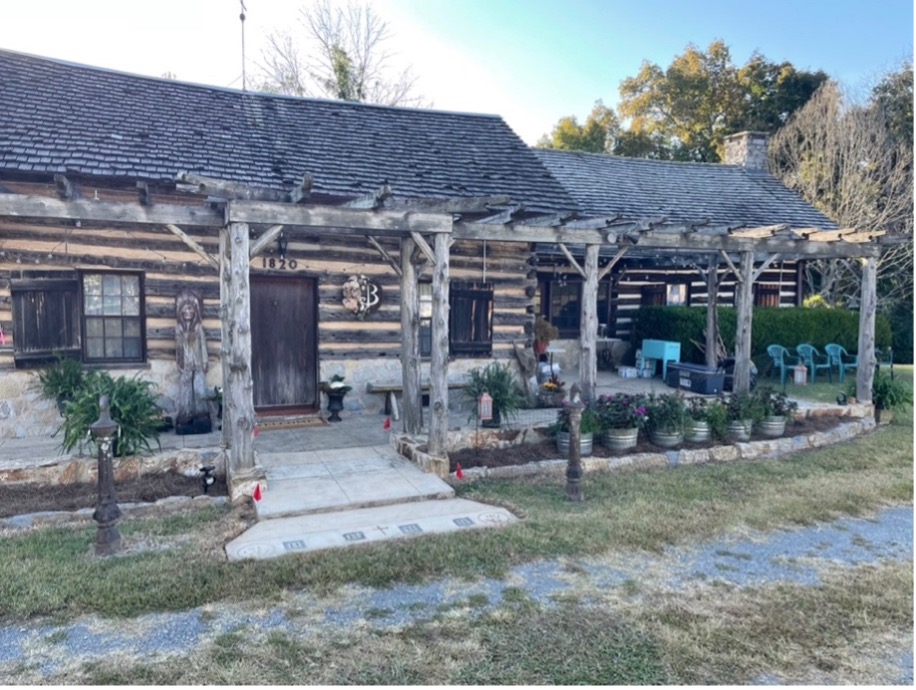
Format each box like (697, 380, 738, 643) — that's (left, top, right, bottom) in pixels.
(763, 364, 912, 404)
(1, 394, 911, 684)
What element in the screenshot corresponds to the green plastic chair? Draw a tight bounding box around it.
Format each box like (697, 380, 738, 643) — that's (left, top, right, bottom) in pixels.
(796, 343, 832, 384)
(824, 343, 858, 382)
(766, 344, 798, 386)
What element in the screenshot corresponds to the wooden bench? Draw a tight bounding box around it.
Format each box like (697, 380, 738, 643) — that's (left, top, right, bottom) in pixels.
(366, 380, 466, 420)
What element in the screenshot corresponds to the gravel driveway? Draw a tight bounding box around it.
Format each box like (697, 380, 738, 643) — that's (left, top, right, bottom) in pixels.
(1, 505, 911, 684)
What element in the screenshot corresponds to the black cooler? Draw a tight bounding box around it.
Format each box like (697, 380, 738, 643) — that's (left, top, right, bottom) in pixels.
(666, 363, 725, 395)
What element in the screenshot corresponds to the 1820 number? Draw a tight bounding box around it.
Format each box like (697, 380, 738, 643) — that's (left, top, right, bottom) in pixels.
(261, 257, 298, 270)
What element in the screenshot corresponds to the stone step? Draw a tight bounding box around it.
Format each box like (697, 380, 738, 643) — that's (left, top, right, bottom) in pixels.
(227, 498, 518, 560)
(254, 445, 454, 520)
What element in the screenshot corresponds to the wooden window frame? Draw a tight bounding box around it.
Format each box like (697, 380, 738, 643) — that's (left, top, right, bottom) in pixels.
(80, 271, 147, 364)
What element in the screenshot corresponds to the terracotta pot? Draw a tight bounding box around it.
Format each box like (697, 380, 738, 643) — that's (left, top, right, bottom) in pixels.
(533, 340, 549, 356)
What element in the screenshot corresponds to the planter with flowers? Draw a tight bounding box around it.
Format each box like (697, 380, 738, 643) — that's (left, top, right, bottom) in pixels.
(548, 401, 602, 456)
(533, 315, 559, 358)
(685, 397, 728, 443)
(724, 391, 764, 441)
(322, 374, 352, 422)
(644, 392, 689, 448)
(755, 386, 798, 437)
(538, 374, 566, 408)
(594, 392, 648, 451)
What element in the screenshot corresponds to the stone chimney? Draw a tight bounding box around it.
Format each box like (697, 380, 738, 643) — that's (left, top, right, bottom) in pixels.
(724, 131, 769, 170)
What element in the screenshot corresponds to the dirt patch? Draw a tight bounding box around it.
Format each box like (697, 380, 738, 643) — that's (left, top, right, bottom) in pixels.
(450, 415, 846, 472)
(0, 472, 228, 519)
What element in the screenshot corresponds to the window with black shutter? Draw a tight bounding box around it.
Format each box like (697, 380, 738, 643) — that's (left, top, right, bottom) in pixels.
(640, 285, 666, 306)
(11, 274, 80, 364)
(449, 281, 493, 357)
(754, 284, 781, 307)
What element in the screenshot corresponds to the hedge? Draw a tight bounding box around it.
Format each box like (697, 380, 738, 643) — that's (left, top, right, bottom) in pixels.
(632, 306, 893, 365)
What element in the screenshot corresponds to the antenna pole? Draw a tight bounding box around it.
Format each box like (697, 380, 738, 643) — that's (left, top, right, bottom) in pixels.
(240, 1, 247, 91)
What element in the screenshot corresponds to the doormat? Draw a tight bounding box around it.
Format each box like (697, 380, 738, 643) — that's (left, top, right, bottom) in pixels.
(255, 415, 328, 431)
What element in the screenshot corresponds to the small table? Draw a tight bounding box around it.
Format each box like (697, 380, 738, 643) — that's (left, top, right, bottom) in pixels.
(641, 339, 681, 381)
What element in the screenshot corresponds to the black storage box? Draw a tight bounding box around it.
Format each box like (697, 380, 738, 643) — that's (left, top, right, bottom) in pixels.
(666, 363, 725, 395)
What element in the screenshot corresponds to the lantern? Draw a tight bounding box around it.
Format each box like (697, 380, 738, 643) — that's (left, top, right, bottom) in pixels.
(477, 392, 493, 422)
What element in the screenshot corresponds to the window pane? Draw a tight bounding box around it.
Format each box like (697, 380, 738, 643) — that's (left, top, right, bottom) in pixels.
(85, 294, 103, 315)
(83, 274, 102, 296)
(105, 337, 124, 358)
(104, 318, 123, 338)
(85, 317, 104, 338)
(103, 295, 122, 315)
(122, 275, 140, 297)
(102, 274, 122, 295)
(549, 282, 580, 332)
(123, 338, 142, 358)
(122, 294, 140, 316)
(123, 318, 141, 337)
(86, 337, 105, 358)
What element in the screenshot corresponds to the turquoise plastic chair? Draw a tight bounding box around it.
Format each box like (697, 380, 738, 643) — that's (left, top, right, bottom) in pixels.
(796, 344, 832, 384)
(824, 343, 858, 382)
(766, 344, 798, 386)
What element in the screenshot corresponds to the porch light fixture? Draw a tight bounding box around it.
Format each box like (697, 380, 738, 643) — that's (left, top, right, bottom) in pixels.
(277, 231, 288, 258)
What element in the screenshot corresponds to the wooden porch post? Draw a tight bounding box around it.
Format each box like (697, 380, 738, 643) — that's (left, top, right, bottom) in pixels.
(578, 244, 599, 400)
(733, 251, 754, 394)
(400, 237, 423, 433)
(219, 228, 231, 449)
(428, 232, 450, 457)
(225, 222, 257, 477)
(705, 255, 719, 369)
(856, 256, 878, 405)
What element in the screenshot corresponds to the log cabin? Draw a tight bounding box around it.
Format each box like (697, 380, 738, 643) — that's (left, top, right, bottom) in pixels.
(0, 50, 886, 467)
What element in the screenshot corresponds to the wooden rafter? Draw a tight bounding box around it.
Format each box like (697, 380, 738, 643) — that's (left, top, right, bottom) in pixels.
(557, 243, 585, 278)
(368, 236, 402, 277)
(136, 181, 152, 206)
(343, 183, 392, 210)
(477, 205, 524, 225)
(410, 231, 436, 264)
(597, 246, 630, 280)
(719, 250, 742, 283)
(248, 224, 284, 259)
(751, 253, 781, 282)
(54, 174, 75, 200)
(384, 194, 512, 214)
(176, 172, 289, 202)
(164, 223, 220, 270)
(729, 224, 789, 238)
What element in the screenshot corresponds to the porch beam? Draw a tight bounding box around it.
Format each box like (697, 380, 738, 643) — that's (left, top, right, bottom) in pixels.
(732, 251, 755, 394)
(729, 224, 789, 238)
(164, 223, 220, 270)
(225, 222, 257, 479)
(176, 171, 289, 202)
(227, 200, 449, 234)
(578, 244, 599, 401)
(0, 194, 224, 227)
(400, 237, 422, 432)
(428, 231, 451, 458)
(751, 253, 781, 282)
(384, 195, 511, 214)
(856, 257, 878, 405)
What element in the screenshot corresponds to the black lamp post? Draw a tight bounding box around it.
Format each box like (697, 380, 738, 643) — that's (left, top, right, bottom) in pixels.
(91, 395, 122, 556)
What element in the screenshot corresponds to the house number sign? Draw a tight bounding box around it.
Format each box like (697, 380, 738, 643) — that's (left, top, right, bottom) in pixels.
(342, 274, 381, 320)
(260, 257, 298, 270)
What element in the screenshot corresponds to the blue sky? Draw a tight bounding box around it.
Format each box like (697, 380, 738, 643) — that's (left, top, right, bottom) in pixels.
(0, 0, 911, 143)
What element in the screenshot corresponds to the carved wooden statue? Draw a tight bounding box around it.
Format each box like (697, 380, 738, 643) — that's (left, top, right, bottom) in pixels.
(175, 289, 211, 433)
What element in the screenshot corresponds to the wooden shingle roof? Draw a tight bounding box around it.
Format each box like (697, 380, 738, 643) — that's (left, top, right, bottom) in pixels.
(533, 148, 837, 230)
(0, 49, 577, 214)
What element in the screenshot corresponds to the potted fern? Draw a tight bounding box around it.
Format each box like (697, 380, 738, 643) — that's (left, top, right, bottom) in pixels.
(461, 362, 526, 428)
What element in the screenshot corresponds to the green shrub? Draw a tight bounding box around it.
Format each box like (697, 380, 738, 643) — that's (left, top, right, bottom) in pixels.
(632, 306, 892, 364)
(34, 354, 87, 405)
(60, 371, 162, 457)
(846, 371, 913, 411)
(461, 362, 526, 424)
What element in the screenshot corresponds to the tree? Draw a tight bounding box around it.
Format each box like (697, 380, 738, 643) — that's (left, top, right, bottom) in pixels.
(536, 100, 620, 153)
(614, 41, 826, 161)
(769, 73, 913, 313)
(259, 0, 423, 106)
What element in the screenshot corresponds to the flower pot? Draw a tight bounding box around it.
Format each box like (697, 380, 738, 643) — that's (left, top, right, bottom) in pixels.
(726, 419, 753, 442)
(602, 427, 639, 452)
(758, 415, 787, 438)
(533, 340, 549, 356)
(649, 429, 683, 448)
(685, 419, 711, 443)
(555, 431, 593, 457)
(326, 391, 346, 422)
(538, 392, 565, 408)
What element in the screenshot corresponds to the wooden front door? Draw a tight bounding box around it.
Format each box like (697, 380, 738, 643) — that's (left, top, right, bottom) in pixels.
(250, 276, 318, 412)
